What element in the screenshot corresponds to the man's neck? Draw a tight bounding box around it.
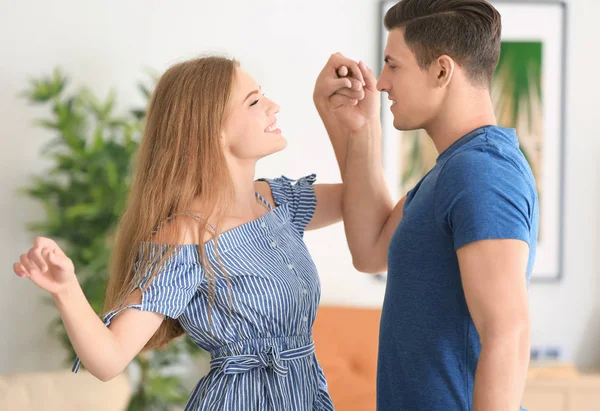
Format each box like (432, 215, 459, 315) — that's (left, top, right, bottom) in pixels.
(425, 88, 497, 155)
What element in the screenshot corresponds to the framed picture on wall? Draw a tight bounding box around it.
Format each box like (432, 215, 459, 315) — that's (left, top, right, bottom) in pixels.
(378, 0, 567, 282)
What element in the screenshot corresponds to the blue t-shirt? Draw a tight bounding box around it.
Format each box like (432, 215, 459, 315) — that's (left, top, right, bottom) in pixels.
(377, 126, 539, 411)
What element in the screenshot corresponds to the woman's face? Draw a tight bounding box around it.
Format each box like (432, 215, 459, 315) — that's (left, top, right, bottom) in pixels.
(221, 67, 287, 161)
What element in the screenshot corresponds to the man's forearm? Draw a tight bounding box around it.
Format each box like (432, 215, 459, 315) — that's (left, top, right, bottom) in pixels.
(342, 121, 394, 271)
(473, 330, 530, 411)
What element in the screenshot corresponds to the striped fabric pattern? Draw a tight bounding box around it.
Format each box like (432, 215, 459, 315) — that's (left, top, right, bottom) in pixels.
(73, 174, 335, 410)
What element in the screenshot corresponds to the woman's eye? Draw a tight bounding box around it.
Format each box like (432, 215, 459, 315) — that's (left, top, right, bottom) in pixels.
(250, 93, 265, 107)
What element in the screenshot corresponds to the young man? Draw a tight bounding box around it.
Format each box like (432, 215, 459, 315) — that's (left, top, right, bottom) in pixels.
(313, 1, 538, 410)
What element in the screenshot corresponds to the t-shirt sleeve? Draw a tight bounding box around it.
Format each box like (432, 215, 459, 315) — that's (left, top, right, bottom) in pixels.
(435, 148, 537, 251)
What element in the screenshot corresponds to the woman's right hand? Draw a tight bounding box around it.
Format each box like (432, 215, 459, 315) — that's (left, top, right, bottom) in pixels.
(14, 236, 77, 296)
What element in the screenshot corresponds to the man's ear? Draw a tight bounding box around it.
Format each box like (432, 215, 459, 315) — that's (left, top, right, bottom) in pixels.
(433, 54, 455, 88)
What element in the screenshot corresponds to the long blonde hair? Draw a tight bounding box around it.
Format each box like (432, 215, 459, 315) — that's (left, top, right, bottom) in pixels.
(104, 56, 237, 349)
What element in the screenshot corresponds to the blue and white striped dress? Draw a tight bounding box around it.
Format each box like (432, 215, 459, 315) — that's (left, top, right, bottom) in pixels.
(73, 175, 335, 410)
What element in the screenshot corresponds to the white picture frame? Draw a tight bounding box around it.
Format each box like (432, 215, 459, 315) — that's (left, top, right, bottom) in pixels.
(379, 0, 567, 282)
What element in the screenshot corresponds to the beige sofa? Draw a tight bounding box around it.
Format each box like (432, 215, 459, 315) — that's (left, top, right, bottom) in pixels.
(0, 369, 130, 411)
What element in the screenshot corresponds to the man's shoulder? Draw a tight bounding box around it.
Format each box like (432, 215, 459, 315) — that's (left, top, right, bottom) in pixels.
(435, 141, 535, 210)
(441, 137, 527, 182)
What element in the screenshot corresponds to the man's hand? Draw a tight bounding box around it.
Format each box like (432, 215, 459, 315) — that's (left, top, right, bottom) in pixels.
(314, 53, 380, 132)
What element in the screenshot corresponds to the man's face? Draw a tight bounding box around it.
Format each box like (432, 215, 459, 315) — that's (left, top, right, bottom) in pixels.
(377, 28, 443, 131)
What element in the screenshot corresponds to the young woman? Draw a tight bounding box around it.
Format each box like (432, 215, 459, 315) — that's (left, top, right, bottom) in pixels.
(13, 55, 365, 410)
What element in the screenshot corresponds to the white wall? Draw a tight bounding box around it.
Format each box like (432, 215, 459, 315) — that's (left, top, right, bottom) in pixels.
(0, 0, 598, 375)
(524, 0, 600, 368)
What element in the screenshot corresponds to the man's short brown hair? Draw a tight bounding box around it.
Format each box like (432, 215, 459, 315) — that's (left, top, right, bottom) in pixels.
(384, 0, 502, 87)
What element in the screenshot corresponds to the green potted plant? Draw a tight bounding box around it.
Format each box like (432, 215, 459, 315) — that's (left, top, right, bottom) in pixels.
(20, 68, 205, 411)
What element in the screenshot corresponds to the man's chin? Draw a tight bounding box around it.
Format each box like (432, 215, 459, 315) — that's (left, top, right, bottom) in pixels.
(393, 119, 421, 132)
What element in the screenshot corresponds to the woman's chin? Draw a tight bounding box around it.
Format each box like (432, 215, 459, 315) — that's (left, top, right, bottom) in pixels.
(261, 137, 288, 158)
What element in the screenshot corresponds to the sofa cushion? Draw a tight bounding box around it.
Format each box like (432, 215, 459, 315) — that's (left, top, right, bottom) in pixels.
(313, 305, 381, 411)
(0, 369, 130, 411)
